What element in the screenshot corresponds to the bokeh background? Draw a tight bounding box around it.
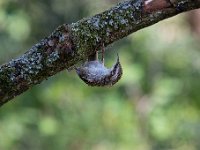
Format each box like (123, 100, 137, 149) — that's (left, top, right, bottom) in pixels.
(0, 0, 200, 150)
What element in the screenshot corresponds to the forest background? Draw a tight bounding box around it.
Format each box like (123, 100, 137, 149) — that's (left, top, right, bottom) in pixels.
(0, 0, 200, 150)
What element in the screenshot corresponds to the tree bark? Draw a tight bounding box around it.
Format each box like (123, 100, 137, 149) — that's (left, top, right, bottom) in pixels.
(0, 0, 200, 106)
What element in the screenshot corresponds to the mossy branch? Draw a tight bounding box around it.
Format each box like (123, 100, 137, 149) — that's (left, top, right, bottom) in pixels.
(0, 0, 200, 106)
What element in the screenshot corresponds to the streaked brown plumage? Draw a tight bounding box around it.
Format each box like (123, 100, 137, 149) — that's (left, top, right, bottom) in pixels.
(75, 44, 122, 87)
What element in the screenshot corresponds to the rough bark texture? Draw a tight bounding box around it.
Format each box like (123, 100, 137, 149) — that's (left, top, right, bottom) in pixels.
(0, 0, 200, 106)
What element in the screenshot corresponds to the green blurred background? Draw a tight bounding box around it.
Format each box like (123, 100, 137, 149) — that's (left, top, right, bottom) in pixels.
(0, 0, 200, 150)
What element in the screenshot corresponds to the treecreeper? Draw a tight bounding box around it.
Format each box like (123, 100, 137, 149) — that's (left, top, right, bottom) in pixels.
(75, 44, 123, 86)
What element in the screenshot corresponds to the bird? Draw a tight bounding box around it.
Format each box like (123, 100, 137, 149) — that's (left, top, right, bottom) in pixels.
(75, 44, 122, 87)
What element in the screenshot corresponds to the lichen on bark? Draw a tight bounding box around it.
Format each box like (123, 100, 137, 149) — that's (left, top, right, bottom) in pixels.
(0, 0, 200, 106)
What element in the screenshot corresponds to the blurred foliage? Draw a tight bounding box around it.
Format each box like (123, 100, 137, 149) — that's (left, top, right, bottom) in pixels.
(0, 0, 200, 150)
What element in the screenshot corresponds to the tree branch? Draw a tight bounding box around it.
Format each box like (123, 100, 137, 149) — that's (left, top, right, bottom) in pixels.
(0, 0, 199, 106)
